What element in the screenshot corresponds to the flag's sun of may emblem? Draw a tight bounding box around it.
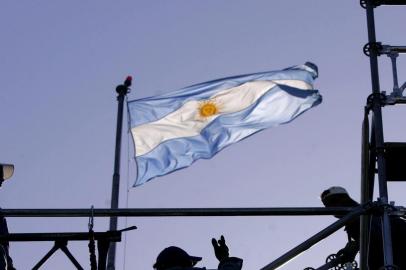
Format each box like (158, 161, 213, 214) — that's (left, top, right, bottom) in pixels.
(198, 100, 219, 118)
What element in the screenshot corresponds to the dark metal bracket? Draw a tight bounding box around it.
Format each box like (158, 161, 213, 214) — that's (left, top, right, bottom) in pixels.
(0, 227, 136, 270)
(366, 93, 387, 109)
(361, 0, 406, 8)
(363, 43, 406, 101)
(32, 240, 84, 270)
(363, 42, 383, 56)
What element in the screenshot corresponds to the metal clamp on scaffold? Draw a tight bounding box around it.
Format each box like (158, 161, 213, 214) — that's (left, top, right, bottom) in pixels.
(360, 0, 379, 8)
(362, 43, 406, 57)
(363, 42, 383, 57)
(303, 252, 358, 270)
(366, 199, 399, 217)
(366, 92, 387, 107)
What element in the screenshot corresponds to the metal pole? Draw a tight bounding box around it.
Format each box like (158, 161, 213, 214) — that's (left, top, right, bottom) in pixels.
(360, 108, 372, 270)
(389, 53, 399, 91)
(365, 1, 394, 267)
(260, 205, 367, 270)
(107, 76, 132, 270)
(0, 207, 353, 218)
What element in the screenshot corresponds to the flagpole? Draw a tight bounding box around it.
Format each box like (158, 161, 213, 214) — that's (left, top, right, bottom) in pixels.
(107, 76, 132, 270)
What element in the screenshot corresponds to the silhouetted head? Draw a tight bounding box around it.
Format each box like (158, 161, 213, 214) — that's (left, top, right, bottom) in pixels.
(321, 186, 359, 208)
(153, 246, 202, 270)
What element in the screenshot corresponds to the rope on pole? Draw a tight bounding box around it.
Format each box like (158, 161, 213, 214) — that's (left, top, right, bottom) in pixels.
(88, 206, 97, 270)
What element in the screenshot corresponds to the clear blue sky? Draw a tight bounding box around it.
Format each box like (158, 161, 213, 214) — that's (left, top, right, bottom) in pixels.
(1, 1, 406, 269)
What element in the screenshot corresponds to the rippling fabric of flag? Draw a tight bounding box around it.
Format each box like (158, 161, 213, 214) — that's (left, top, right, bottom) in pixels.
(128, 62, 322, 186)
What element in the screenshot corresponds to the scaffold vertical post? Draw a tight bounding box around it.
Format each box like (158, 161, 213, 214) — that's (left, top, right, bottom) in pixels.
(364, 0, 394, 267)
(360, 107, 372, 270)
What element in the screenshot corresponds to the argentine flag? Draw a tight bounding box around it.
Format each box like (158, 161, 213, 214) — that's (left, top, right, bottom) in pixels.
(128, 63, 322, 186)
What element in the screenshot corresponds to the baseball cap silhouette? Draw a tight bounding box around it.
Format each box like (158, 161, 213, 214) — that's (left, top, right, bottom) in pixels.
(321, 186, 358, 207)
(153, 246, 202, 269)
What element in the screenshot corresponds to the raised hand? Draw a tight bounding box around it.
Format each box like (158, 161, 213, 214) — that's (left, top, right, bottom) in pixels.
(211, 235, 229, 262)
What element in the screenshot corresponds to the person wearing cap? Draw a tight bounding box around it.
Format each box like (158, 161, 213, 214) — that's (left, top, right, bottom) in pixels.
(153, 236, 242, 270)
(321, 186, 406, 270)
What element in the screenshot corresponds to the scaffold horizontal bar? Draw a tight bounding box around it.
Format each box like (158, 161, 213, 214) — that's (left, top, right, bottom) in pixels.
(378, 0, 406, 5)
(382, 45, 406, 54)
(0, 231, 122, 242)
(0, 207, 353, 217)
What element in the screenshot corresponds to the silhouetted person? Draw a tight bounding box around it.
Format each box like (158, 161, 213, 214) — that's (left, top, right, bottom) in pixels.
(153, 236, 242, 270)
(321, 186, 406, 270)
(0, 164, 16, 270)
(0, 214, 15, 270)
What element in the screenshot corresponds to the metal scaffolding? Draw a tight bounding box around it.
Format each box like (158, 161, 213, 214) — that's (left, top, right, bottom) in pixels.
(2, 0, 406, 269)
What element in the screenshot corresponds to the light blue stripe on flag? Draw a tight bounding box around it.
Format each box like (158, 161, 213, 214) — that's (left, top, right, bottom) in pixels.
(128, 63, 322, 186)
